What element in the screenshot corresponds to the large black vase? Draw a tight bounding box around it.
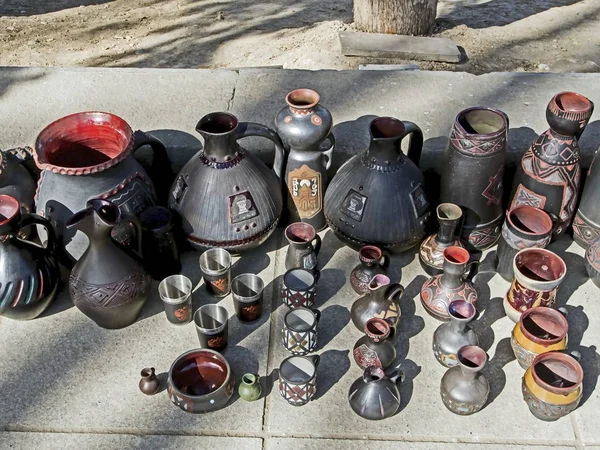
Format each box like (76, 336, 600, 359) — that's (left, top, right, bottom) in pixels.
(0, 195, 59, 320)
(440, 107, 508, 250)
(324, 117, 428, 253)
(275, 88, 335, 230)
(67, 199, 152, 329)
(169, 112, 284, 253)
(511, 92, 594, 237)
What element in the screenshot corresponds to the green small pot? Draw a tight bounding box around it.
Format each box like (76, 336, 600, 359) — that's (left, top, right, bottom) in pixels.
(238, 373, 262, 402)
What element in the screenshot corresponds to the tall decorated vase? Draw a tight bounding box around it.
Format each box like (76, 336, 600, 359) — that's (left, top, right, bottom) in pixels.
(510, 92, 594, 236)
(440, 107, 509, 250)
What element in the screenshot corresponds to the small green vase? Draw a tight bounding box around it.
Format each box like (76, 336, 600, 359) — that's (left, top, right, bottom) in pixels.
(238, 373, 262, 402)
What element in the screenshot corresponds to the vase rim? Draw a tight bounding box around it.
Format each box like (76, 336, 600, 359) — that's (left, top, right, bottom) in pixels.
(368, 274, 391, 291)
(285, 222, 316, 244)
(457, 345, 486, 371)
(531, 351, 583, 395)
(507, 206, 553, 236)
(364, 317, 391, 340)
(443, 246, 470, 265)
(513, 248, 567, 286)
(369, 117, 405, 140)
(454, 107, 507, 137)
(168, 348, 231, 399)
(448, 299, 476, 322)
(285, 88, 320, 111)
(437, 203, 462, 221)
(196, 112, 239, 136)
(551, 91, 593, 113)
(518, 306, 568, 344)
(0, 195, 20, 227)
(34, 111, 134, 176)
(359, 245, 382, 263)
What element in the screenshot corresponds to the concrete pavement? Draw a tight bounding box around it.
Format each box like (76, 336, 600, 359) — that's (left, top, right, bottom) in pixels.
(0, 67, 599, 449)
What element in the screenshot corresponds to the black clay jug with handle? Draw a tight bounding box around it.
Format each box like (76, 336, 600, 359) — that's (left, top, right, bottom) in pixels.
(169, 112, 285, 253)
(67, 199, 152, 329)
(324, 117, 428, 253)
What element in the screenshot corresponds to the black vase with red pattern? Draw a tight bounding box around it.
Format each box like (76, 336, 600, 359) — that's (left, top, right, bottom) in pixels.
(510, 92, 594, 237)
(440, 107, 509, 250)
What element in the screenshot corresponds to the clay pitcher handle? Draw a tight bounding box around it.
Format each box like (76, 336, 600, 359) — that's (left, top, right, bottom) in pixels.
(312, 308, 322, 325)
(312, 269, 321, 285)
(132, 130, 171, 205)
(401, 121, 424, 166)
(385, 283, 404, 304)
(307, 354, 320, 369)
(312, 234, 322, 257)
(379, 252, 391, 271)
(547, 212, 561, 235)
(19, 213, 57, 253)
(389, 369, 405, 384)
(321, 133, 335, 171)
(120, 211, 144, 259)
(237, 122, 285, 182)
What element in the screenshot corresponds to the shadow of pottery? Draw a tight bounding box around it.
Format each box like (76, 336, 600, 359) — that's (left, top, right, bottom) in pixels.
(222, 344, 260, 406)
(316, 229, 346, 270)
(315, 268, 347, 308)
(261, 368, 279, 399)
(482, 337, 515, 408)
(547, 238, 587, 308)
(317, 304, 351, 350)
(313, 349, 350, 400)
(471, 296, 505, 352)
(395, 358, 421, 414)
(395, 275, 426, 361)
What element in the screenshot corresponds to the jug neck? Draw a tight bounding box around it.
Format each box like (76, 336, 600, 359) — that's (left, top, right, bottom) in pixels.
(368, 274, 391, 301)
(196, 112, 240, 163)
(66, 199, 119, 242)
(367, 137, 403, 165)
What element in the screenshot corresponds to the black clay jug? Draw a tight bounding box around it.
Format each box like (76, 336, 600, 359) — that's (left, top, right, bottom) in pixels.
(0, 195, 59, 320)
(67, 199, 152, 329)
(169, 112, 285, 253)
(324, 117, 428, 253)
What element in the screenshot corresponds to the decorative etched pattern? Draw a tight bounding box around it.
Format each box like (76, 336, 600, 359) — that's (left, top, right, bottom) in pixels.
(506, 279, 556, 313)
(522, 378, 580, 421)
(573, 213, 600, 247)
(512, 184, 547, 209)
(440, 388, 486, 415)
(69, 269, 151, 308)
(482, 165, 504, 206)
(432, 341, 458, 367)
(288, 164, 322, 219)
(501, 222, 551, 251)
(282, 328, 317, 356)
(586, 237, 600, 273)
(419, 234, 464, 271)
(464, 217, 502, 249)
(281, 285, 317, 309)
(353, 344, 382, 369)
(279, 377, 316, 406)
(510, 332, 536, 369)
(450, 125, 507, 156)
(420, 276, 477, 321)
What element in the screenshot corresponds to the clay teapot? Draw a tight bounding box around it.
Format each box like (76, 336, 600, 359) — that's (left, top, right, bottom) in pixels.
(169, 112, 284, 253)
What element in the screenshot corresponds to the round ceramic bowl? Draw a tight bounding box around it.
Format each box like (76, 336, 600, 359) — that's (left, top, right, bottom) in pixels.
(167, 349, 234, 413)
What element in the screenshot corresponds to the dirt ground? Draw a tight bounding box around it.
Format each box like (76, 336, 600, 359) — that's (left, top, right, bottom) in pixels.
(0, 0, 598, 73)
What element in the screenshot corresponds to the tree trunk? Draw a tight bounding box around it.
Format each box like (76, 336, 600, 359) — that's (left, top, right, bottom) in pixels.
(354, 0, 438, 36)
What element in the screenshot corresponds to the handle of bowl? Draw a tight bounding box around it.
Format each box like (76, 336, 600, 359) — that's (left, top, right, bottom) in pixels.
(308, 354, 320, 369)
(19, 213, 57, 253)
(312, 308, 322, 324)
(133, 130, 171, 205)
(401, 121, 424, 166)
(312, 269, 321, 285)
(237, 122, 285, 182)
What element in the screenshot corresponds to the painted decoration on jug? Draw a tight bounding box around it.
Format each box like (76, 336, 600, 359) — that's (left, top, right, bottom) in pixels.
(288, 165, 322, 219)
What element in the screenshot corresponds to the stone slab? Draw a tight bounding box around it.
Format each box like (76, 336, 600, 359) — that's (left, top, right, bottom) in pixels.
(264, 232, 578, 443)
(267, 439, 576, 450)
(339, 31, 461, 63)
(0, 232, 280, 433)
(0, 433, 262, 450)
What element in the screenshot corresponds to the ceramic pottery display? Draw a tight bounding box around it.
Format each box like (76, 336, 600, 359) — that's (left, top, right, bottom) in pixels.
(496, 206, 554, 282)
(353, 318, 396, 370)
(350, 245, 389, 295)
(278, 354, 320, 406)
(284, 222, 322, 273)
(0, 147, 36, 237)
(281, 268, 320, 309)
(522, 351, 583, 421)
(324, 116, 429, 253)
(67, 199, 152, 329)
(419, 203, 465, 276)
(350, 274, 403, 334)
(510, 92, 594, 236)
(585, 235, 600, 288)
(575, 145, 600, 248)
(440, 346, 489, 415)
(275, 88, 334, 230)
(158, 274, 193, 325)
(282, 307, 321, 355)
(511, 307, 568, 369)
(199, 248, 232, 298)
(140, 206, 181, 280)
(238, 374, 262, 402)
(0, 195, 59, 320)
(440, 107, 508, 250)
(33, 111, 169, 263)
(231, 274, 264, 322)
(432, 300, 478, 368)
(420, 246, 477, 321)
(348, 367, 403, 420)
(167, 349, 234, 413)
(504, 248, 566, 323)
(169, 112, 284, 253)
(139, 367, 160, 395)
